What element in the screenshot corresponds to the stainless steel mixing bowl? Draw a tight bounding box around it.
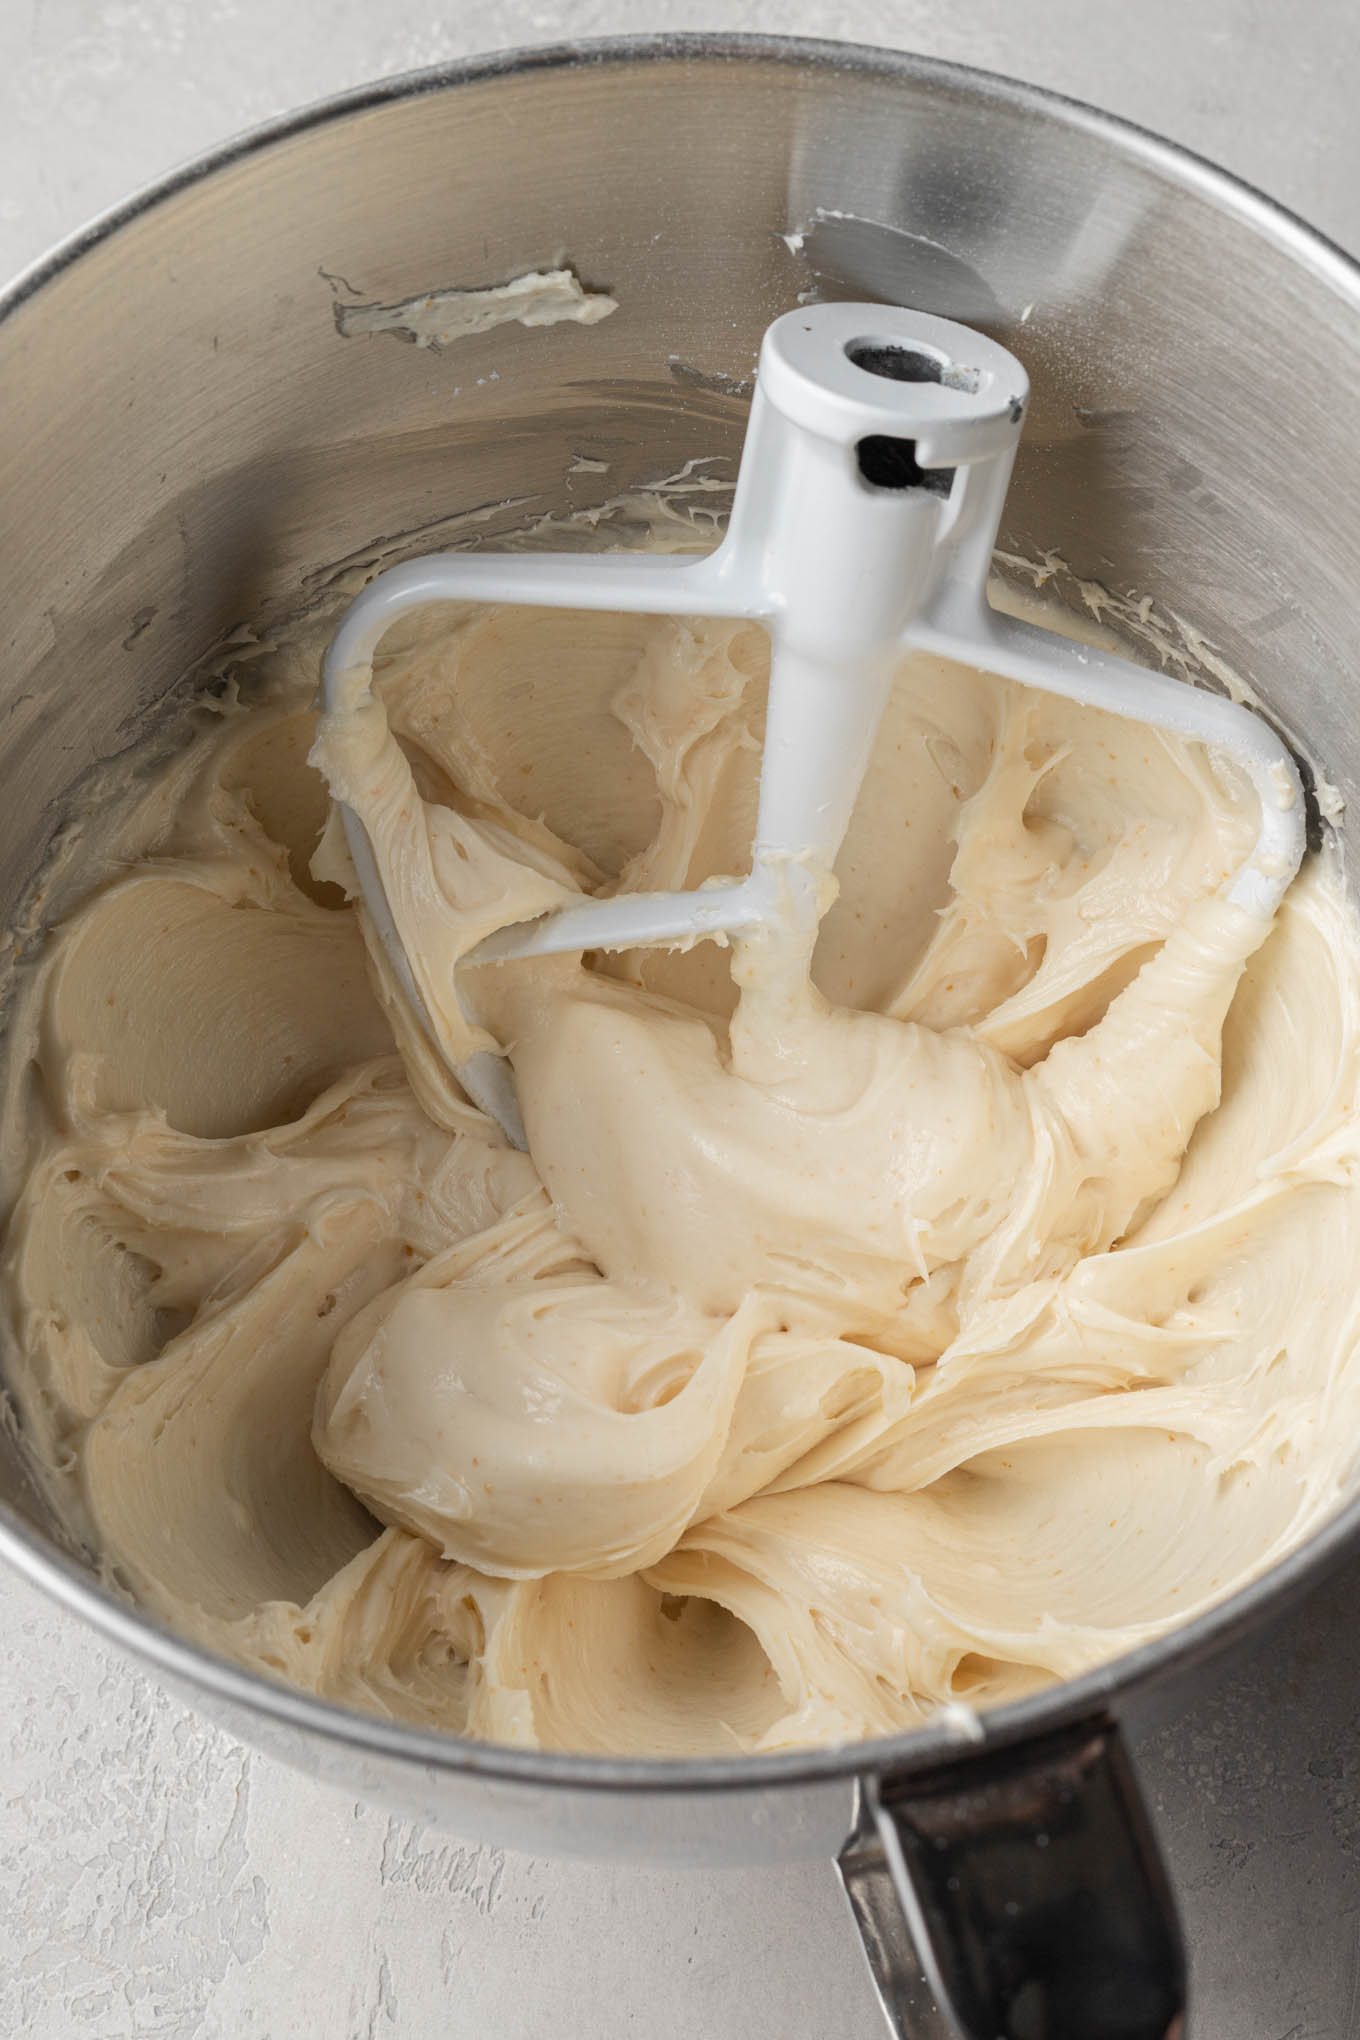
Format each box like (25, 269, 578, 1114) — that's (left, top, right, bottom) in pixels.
(2, 35, 1358, 2040)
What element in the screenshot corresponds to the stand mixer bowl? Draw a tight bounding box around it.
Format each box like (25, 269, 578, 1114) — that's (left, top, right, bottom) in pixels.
(2, 35, 1358, 2038)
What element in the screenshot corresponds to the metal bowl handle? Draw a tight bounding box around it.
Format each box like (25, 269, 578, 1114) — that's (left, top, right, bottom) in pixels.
(837, 1717, 1187, 2039)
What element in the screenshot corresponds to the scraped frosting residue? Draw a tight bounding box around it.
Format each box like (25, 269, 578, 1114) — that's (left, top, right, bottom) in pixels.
(334, 268, 617, 351)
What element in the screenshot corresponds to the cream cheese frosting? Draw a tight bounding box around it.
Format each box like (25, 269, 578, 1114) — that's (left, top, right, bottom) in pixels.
(4, 582, 1360, 1756)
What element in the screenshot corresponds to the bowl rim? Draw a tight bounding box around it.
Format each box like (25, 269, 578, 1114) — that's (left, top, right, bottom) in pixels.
(2, 28, 1358, 1796)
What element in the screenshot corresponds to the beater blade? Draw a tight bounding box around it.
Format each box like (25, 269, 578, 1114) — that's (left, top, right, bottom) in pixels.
(321, 303, 1305, 1146)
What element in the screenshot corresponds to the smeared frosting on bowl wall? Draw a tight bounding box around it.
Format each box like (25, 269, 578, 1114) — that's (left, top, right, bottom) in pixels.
(333, 268, 618, 350)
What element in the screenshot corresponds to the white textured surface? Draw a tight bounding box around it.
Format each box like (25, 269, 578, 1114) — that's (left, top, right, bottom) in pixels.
(1, 1564, 880, 2039)
(2, 6, 1360, 2037)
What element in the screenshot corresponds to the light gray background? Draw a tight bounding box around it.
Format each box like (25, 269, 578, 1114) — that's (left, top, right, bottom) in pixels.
(2, 5, 1359, 2037)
